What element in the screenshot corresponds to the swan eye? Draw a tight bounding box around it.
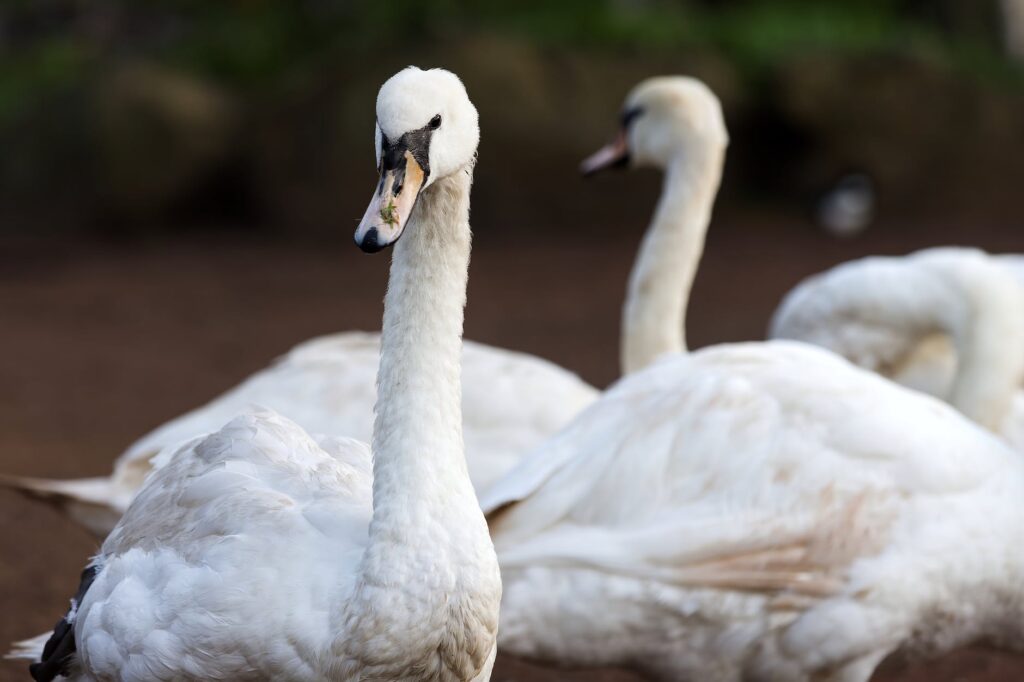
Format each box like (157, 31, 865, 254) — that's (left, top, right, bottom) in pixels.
(620, 106, 643, 129)
(429, 114, 442, 130)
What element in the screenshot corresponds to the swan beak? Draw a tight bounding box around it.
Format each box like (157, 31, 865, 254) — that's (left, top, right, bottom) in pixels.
(355, 150, 427, 253)
(580, 131, 629, 177)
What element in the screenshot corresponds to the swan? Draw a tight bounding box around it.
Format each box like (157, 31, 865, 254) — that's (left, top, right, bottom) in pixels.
(579, 76, 725, 375)
(12, 67, 501, 682)
(0, 332, 596, 537)
(770, 247, 1024, 447)
(481, 77, 1024, 681)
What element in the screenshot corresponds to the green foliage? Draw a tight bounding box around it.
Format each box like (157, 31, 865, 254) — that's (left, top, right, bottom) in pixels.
(0, 0, 1019, 124)
(0, 37, 94, 125)
(380, 198, 399, 227)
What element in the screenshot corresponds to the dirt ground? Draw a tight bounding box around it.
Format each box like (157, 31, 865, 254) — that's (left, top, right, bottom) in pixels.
(2, 210, 1024, 681)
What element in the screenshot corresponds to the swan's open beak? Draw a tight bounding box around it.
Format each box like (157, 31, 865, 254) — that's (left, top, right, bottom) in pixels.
(580, 131, 630, 177)
(355, 150, 427, 253)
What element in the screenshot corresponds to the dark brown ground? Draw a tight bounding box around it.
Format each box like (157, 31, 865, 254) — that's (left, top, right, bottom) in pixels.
(2, 209, 1024, 681)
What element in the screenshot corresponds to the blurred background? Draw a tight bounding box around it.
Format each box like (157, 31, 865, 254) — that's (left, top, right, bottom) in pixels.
(2, 1, 1023, 680)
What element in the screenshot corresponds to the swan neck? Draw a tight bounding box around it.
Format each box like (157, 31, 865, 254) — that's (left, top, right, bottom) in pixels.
(338, 164, 500, 678)
(943, 264, 1024, 431)
(621, 151, 723, 375)
(370, 168, 479, 539)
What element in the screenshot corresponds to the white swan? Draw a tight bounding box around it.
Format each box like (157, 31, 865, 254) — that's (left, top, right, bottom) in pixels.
(12, 67, 501, 682)
(482, 77, 1024, 681)
(770, 247, 1024, 446)
(579, 76, 726, 375)
(0, 332, 596, 537)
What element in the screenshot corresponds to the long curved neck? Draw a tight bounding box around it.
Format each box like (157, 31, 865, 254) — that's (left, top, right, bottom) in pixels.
(940, 257, 1024, 431)
(775, 251, 1024, 433)
(342, 167, 499, 676)
(368, 168, 481, 560)
(864, 253, 1024, 431)
(621, 150, 724, 375)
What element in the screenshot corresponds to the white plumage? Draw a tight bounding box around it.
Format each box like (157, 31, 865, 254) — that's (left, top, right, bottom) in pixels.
(480, 76, 1024, 681)
(771, 247, 1024, 447)
(75, 412, 374, 679)
(13, 67, 502, 682)
(486, 342, 1024, 680)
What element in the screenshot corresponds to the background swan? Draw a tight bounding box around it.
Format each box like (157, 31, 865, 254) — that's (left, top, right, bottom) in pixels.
(770, 247, 1024, 447)
(0, 332, 596, 537)
(12, 67, 501, 682)
(482, 76, 1024, 681)
(579, 76, 726, 375)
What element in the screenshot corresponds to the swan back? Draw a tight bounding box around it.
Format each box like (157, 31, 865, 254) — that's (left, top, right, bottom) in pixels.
(486, 342, 1024, 677)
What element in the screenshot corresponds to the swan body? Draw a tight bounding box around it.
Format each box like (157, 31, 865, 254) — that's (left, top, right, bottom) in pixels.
(485, 341, 1024, 681)
(2, 331, 596, 537)
(996, 253, 1024, 285)
(484, 77, 1024, 681)
(15, 67, 501, 682)
(770, 247, 1024, 445)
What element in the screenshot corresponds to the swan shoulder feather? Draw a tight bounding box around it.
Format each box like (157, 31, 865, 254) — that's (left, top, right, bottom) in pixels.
(70, 408, 373, 680)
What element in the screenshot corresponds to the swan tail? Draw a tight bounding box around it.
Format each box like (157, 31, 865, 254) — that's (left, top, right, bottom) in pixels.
(6, 633, 50, 662)
(0, 473, 126, 538)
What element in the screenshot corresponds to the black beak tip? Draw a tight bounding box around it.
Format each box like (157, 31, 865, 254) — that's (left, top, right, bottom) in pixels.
(356, 227, 387, 254)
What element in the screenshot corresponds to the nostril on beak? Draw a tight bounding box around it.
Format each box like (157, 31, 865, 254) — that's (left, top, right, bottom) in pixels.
(357, 227, 386, 254)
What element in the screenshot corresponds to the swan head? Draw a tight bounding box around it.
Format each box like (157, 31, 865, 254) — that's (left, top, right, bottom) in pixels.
(581, 76, 728, 175)
(355, 67, 479, 253)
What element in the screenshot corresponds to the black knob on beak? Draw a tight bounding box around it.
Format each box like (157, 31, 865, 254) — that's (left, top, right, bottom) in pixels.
(356, 227, 386, 254)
